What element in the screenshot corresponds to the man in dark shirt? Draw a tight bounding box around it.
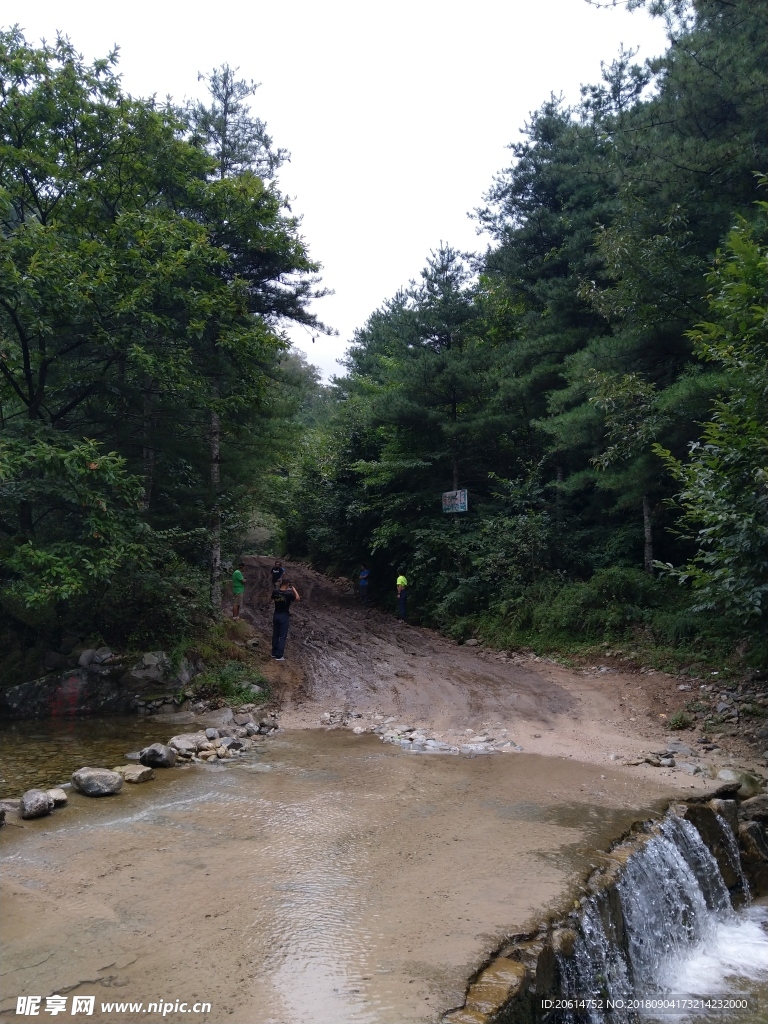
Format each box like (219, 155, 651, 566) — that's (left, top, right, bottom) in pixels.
(271, 560, 285, 588)
(271, 578, 300, 661)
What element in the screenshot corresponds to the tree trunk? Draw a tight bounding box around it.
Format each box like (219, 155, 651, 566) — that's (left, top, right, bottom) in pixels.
(210, 406, 222, 615)
(452, 453, 459, 492)
(142, 377, 155, 509)
(642, 494, 654, 574)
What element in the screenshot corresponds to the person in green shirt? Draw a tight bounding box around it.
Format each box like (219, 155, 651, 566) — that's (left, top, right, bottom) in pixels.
(396, 571, 408, 622)
(232, 562, 246, 620)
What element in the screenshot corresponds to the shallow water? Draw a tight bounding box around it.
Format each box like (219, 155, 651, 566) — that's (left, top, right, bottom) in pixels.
(4, 722, 767, 1023)
(0, 726, 676, 1024)
(0, 716, 171, 797)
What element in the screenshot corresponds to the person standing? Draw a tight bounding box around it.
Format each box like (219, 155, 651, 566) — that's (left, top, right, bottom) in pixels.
(396, 570, 408, 622)
(271, 578, 300, 661)
(271, 560, 285, 588)
(232, 562, 246, 620)
(358, 564, 370, 606)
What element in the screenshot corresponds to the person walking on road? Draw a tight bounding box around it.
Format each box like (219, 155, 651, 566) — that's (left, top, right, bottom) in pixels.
(396, 570, 408, 622)
(358, 564, 370, 606)
(271, 578, 300, 661)
(232, 562, 246, 620)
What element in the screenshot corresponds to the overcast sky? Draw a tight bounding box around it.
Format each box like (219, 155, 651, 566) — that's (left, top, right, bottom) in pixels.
(12, 1, 668, 378)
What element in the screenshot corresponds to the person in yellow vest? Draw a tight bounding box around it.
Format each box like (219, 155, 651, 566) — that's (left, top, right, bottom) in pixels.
(396, 570, 408, 622)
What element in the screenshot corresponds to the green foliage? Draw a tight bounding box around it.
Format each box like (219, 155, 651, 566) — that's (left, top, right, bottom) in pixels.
(0, 30, 324, 650)
(287, 0, 768, 669)
(668, 710, 693, 731)
(192, 659, 268, 707)
(655, 212, 768, 621)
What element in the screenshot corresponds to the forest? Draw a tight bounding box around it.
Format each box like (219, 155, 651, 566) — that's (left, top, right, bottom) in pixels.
(1, 0, 767, 682)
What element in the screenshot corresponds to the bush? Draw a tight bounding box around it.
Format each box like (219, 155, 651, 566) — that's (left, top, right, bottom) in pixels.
(192, 660, 268, 707)
(532, 567, 663, 639)
(669, 710, 693, 730)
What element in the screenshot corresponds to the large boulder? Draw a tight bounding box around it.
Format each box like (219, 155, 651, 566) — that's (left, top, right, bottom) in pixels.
(71, 767, 124, 796)
(20, 789, 54, 819)
(139, 743, 176, 768)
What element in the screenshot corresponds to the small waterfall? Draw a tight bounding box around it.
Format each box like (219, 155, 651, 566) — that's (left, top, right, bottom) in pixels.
(557, 810, 767, 1022)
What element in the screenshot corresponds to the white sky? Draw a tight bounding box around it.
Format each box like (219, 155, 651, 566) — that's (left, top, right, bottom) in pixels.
(11, 1, 668, 379)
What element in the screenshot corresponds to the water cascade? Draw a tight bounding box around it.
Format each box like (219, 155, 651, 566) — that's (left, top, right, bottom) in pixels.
(557, 811, 768, 1022)
(444, 801, 768, 1024)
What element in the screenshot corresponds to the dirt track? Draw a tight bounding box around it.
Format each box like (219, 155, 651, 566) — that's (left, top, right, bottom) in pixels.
(241, 557, 726, 791)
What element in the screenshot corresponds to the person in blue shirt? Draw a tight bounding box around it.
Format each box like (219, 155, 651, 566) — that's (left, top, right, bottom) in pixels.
(358, 564, 370, 606)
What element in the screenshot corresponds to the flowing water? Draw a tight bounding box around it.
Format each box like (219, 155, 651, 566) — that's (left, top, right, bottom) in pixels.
(2, 720, 768, 1023)
(560, 815, 768, 1023)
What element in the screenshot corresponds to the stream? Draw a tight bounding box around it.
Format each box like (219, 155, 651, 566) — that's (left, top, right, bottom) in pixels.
(1, 718, 768, 1023)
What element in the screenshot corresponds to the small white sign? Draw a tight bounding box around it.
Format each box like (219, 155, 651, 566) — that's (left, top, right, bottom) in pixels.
(442, 489, 468, 513)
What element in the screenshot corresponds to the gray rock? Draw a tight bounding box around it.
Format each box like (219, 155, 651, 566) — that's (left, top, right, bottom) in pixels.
(739, 820, 768, 863)
(717, 768, 763, 798)
(0, 807, 5, 826)
(78, 648, 97, 667)
(233, 713, 254, 726)
(666, 740, 693, 755)
(220, 737, 243, 751)
(0, 798, 21, 814)
(739, 795, 768, 823)
(47, 787, 68, 807)
(660, 757, 676, 768)
(93, 646, 113, 664)
(248, 684, 263, 695)
(139, 743, 176, 768)
(709, 798, 739, 835)
(195, 708, 234, 728)
(125, 751, 142, 761)
(245, 723, 258, 736)
(677, 762, 702, 775)
(71, 767, 123, 797)
(173, 743, 195, 758)
(20, 789, 54, 819)
(205, 728, 219, 740)
(114, 764, 155, 783)
(168, 731, 207, 751)
(464, 638, 479, 646)
(716, 701, 731, 714)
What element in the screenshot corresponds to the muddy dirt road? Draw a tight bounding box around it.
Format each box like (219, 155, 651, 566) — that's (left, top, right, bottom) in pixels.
(244, 557, 719, 788)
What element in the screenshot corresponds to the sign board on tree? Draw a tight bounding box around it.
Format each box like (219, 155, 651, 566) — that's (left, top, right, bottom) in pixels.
(442, 489, 468, 513)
